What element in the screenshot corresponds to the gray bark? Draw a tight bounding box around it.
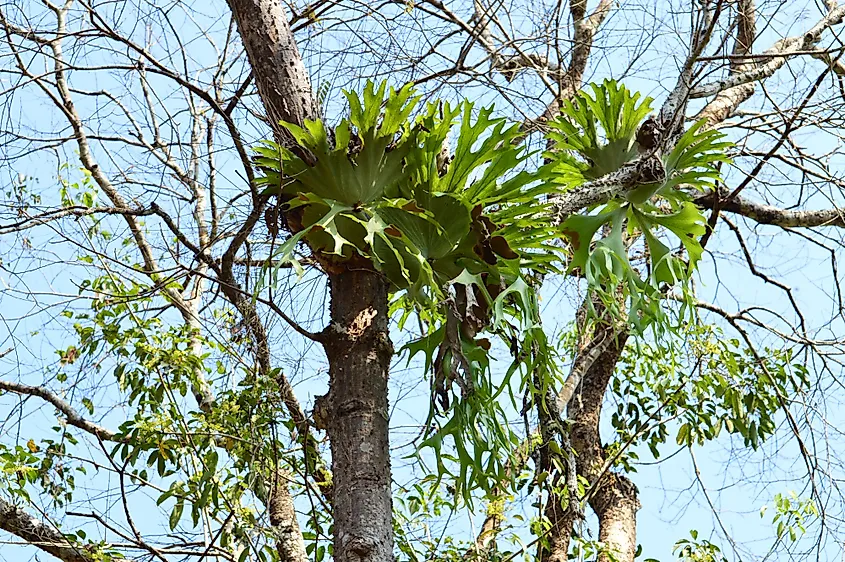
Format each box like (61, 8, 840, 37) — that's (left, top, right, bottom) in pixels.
(695, 188, 845, 228)
(0, 381, 117, 441)
(321, 270, 394, 562)
(225, 0, 317, 144)
(0, 498, 92, 562)
(690, 3, 845, 100)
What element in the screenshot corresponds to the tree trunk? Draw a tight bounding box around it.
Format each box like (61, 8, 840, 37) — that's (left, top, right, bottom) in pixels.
(536, 380, 576, 562)
(268, 468, 310, 562)
(567, 316, 640, 562)
(0, 498, 92, 562)
(539, 484, 577, 562)
(590, 474, 640, 562)
(225, 0, 317, 144)
(321, 270, 394, 562)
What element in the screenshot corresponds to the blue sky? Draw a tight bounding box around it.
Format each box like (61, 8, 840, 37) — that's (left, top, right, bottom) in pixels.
(2, 0, 845, 560)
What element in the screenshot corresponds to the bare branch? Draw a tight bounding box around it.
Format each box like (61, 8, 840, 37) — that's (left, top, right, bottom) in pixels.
(691, 3, 845, 100)
(562, 0, 615, 99)
(695, 188, 845, 228)
(0, 379, 117, 440)
(695, 0, 758, 126)
(0, 498, 93, 562)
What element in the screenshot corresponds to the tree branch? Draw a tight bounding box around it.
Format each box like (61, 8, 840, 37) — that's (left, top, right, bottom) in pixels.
(694, 187, 845, 228)
(695, 0, 757, 126)
(0, 380, 117, 441)
(691, 3, 845, 100)
(0, 498, 94, 562)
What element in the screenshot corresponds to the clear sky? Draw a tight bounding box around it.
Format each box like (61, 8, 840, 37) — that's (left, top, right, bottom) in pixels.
(2, 0, 845, 561)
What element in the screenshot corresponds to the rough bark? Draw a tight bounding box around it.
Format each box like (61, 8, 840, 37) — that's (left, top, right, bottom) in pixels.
(225, 0, 318, 145)
(589, 474, 640, 562)
(227, 4, 395, 562)
(0, 498, 92, 562)
(567, 314, 638, 562)
(695, 188, 845, 228)
(691, 2, 844, 100)
(536, 317, 620, 562)
(695, 0, 756, 127)
(321, 270, 394, 562)
(537, 441, 578, 562)
(269, 468, 310, 562)
(535, 365, 578, 562)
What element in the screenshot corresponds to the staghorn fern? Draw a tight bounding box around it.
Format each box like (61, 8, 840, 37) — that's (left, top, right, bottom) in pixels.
(545, 79, 732, 329)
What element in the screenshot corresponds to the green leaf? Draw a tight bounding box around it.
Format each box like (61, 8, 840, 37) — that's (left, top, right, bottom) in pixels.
(169, 498, 184, 531)
(637, 202, 707, 268)
(376, 195, 471, 259)
(547, 80, 652, 181)
(402, 325, 446, 375)
(561, 206, 621, 273)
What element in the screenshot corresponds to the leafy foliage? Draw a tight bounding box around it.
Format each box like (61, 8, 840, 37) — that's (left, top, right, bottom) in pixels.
(252, 79, 735, 507)
(761, 491, 818, 542)
(255, 81, 565, 503)
(255, 81, 558, 301)
(546, 80, 732, 329)
(548, 80, 653, 180)
(0, 80, 741, 562)
(670, 530, 728, 562)
(17, 270, 307, 559)
(609, 322, 810, 467)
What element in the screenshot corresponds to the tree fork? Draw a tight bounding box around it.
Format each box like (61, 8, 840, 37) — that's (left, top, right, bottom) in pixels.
(321, 269, 394, 562)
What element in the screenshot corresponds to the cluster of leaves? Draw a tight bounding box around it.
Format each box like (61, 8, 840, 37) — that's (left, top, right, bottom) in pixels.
(59, 533, 127, 562)
(69, 275, 206, 412)
(393, 481, 472, 562)
(760, 491, 818, 542)
(303, 504, 334, 562)
(255, 81, 558, 300)
(546, 80, 732, 330)
(255, 81, 564, 503)
(5, 78, 738, 561)
(5, 167, 325, 561)
(668, 530, 728, 562)
(58, 163, 98, 209)
(401, 280, 565, 503)
(52, 272, 301, 558)
(0, 441, 54, 502)
(0, 438, 122, 561)
(609, 322, 810, 468)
